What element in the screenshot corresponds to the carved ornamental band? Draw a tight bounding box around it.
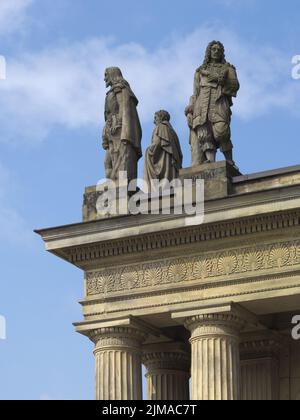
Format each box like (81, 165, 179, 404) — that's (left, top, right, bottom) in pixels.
(85, 240, 300, 296)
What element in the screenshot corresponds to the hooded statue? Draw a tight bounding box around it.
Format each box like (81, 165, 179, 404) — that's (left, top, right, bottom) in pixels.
(144, 110, 183, 190)
(102, 67, 142, 183)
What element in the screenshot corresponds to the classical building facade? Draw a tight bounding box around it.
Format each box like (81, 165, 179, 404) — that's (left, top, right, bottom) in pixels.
(36, 162, 300, 400)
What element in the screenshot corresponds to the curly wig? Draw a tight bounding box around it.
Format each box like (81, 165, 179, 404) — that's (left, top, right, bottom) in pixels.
(201, 41, 226, 69)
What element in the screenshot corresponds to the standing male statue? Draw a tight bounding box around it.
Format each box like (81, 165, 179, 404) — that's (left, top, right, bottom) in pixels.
(185, 41, 240, 167)
(144, 110, 183, 189)
(102, 67, 142, 184)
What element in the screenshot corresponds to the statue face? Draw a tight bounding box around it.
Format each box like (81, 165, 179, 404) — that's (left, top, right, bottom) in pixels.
(104, 70, 111, 88)
(210, 44, 223, 63)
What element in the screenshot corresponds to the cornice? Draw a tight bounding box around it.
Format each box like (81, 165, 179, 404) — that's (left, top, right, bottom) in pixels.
(58, 209, 300, 268)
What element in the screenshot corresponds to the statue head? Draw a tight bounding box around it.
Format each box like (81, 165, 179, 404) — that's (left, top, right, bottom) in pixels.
(202, 41, 226, 67)
(104, 67, 124, 88)
(154, 110, 171, 125)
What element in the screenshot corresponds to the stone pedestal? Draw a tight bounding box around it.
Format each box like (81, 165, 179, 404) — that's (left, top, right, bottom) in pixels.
(90, 327, 146, 400)
(185, 312, 245, 400)
(240, 332, 281, 400)
(142, 343, 190, 400)
(179, 161, 241, 200)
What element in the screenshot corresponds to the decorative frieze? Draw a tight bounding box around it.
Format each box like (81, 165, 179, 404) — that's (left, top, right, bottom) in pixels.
(85, 240, 300, 296)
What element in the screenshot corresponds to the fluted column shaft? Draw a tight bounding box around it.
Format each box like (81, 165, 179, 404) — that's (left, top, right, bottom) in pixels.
(240, 334, 281, 400)
(143, 346, 190, 400)
(185, 314, 244, 400)
(90, 327, 145, 400)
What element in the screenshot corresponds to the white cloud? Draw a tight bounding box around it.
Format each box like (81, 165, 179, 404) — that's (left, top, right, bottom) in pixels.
(0, 0, 33, 35)
(0, 25, 298, 145)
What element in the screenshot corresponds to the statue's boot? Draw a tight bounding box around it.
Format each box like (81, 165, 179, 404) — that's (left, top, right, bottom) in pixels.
(224, 151, 235, 165)
(224, 151, 239, 171)
(205, 150, 216, 163)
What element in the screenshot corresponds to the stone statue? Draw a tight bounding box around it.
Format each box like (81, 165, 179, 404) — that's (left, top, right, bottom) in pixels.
(185, 41, 240, 167)
(144, 110, 183, 189)
(102, 67, 142, 183)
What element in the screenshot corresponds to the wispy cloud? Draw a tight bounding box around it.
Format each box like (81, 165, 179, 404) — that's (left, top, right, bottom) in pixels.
(0, 0, 33, 36)
(0, 25, 298, 145)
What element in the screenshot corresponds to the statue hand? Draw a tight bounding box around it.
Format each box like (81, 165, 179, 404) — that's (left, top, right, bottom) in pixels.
(207, 73, 218, 83)
(187, 114, 193, 128)
(111, 125, 120, 135)
(102, 130, 109, 150)
(111, 115, 122, 135)
(201, 69, 210, 76)
(102, 141, 109, 151)
(148, 144, 156, 154)
(185, 105, 193, 116)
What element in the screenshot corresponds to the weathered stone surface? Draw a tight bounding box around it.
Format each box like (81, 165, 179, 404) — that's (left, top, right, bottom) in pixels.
(240, 331, 282, 400)
(90, 326, 146, 400)
(36, 163, 300, 400)
(180, 160, 241, 200)
(185, 41, 239, 167)
(185, 310, 245, 400)
(102, 67, 142, 184)
(142, 342, 190, 400)
(144, 110, 183, 189)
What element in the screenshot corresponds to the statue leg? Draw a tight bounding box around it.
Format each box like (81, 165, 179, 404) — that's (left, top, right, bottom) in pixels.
(196, 124, 216, 164)
(117, 142, 138, 187)
(212, 122, 235, 165)
(104, 149, 113, 179)
(190, 129, 204, 166)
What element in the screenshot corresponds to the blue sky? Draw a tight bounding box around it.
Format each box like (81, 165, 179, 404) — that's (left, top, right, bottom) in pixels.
(0, 0, 300, 400)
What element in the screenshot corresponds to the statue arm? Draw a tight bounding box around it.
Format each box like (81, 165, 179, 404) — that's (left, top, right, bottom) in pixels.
(110, 90, 123, 135)
(102, 126, 109, 150)
(185, 71, 200, 117)
(102, 104, 109, 150)
(193, 70, 201, 97)
(222, 65, 240, 97)
(148, 128, 161, 153)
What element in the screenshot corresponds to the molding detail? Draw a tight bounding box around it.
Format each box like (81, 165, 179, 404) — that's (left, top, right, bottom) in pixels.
(240, 333, 283, 360)
(64, 210, 300, 265)
(88, 327, 147, 347)
(142, 352, 191, 372)
(85, 240, 300, 296)
(185, 313, 245, 337)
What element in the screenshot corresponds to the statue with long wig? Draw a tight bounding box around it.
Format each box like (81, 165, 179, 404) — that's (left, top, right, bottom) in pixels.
(185, 41, 240, 167)
(102, 67, 142, 183)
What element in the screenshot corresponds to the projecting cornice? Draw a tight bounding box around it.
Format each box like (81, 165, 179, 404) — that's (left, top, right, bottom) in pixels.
(35, 164, 300, 270)
(35, 208, 300, 270)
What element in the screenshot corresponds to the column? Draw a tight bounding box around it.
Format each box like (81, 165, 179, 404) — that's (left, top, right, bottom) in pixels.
(89, 327, 146, 400)
(240, 332, 281, 400)
(185, 313, 245, 400)
(143, 343, 190, 400)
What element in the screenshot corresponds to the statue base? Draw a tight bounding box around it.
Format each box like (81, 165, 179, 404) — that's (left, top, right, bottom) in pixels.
(180, 160, 242, 201)
(83, 161, 242, 222)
